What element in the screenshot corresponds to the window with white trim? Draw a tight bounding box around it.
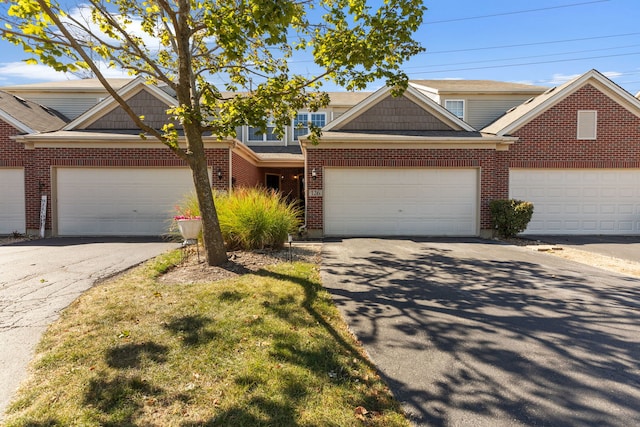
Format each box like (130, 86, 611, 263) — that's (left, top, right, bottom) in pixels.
(247, 118, 282, 142)
(444, 99, 465, 120)
(293, 112, 326, 140)
(577, 110, 597, 140)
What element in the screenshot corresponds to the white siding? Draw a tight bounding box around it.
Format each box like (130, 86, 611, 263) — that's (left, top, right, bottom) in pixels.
(467, 98, 533, 129)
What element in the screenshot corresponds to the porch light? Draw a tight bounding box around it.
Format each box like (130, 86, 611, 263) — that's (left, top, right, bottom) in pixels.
(217, 168, 223, 180)
(312, 168, 317, 180)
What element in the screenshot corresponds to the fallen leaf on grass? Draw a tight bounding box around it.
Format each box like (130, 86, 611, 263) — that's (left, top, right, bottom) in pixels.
(354, 406, 369, 420)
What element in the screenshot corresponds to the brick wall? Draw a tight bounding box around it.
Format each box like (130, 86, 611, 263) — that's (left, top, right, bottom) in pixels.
(231, 152, 261, 188)
(505, 84, 640, 168)
(0, 121, 24, 167)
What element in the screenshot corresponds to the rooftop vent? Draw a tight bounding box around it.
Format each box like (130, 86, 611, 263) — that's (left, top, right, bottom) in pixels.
(12, 94, 28, 104)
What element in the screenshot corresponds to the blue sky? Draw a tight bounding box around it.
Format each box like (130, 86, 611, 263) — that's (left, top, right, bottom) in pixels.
(0, 0, 638, 95)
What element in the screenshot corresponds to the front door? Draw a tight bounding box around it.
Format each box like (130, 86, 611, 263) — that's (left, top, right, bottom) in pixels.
(265, 173, 280, 191)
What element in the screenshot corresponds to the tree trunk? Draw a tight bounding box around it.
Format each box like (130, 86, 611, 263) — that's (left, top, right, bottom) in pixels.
(183, 124, 228, 266)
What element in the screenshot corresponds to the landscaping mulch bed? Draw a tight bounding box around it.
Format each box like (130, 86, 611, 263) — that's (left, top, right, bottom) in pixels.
(158, 243, 322, 284)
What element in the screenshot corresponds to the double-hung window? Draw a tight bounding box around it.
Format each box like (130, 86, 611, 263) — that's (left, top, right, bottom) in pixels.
(293, 112, 326, 140)
(248, 118, 281, 142)
(444, 99, 465, 120)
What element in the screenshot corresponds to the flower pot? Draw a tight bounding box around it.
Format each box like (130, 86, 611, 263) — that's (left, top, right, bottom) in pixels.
(177, 218, 202, 240)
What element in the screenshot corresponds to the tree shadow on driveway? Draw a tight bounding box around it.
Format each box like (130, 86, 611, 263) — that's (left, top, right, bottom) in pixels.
(321, 239, 640, 426)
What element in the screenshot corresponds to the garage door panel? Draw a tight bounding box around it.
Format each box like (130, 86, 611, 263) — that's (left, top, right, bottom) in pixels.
(0, 169, 26, 234)
(57, 168, 197, 236)
(324, 168, 478, 237)
(510, 169, 640, 235)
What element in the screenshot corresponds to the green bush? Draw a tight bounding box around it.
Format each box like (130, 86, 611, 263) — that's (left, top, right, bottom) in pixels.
(490, 199, 534, 238)
(173, 187, 302, 250)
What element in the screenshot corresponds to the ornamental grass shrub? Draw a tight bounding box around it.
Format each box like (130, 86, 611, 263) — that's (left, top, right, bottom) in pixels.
(173, 187, 302, 250)
(490, 199, 534, 238)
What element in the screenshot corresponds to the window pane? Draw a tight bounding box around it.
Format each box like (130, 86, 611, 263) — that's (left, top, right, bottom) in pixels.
(294, 113, 310, 139)
(445, 100, 464, 119)
(266, 126, 280, 141)
(248, 126, 263, 141)
(294, 127, 308, 139)
(294, 113, 308, 126)
(310, 113, 326, 127)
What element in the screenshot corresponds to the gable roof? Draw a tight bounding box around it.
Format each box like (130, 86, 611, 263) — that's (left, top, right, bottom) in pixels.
(324, 84, 476, 132)
(64, 77, 178, 130)
(482, 69, 640, 136)
(410, 79, 548, 94)
(0, 90, 67, 133)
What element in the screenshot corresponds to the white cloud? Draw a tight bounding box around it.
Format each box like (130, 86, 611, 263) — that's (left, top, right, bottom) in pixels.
(548, 73, 581, 85)
(0, 62, 73, 83)
(0, 61, 131, 85)
(547, 70, 623, 86)
(512, 79, 536, 86)
(67, 5, 164, 51)
(601, 71, 623, 79)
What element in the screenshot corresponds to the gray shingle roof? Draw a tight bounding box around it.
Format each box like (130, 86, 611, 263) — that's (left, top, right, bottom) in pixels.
(410, 79, 549, 93)
(0, 90, 67, 132)
(0, 78, 134, 92)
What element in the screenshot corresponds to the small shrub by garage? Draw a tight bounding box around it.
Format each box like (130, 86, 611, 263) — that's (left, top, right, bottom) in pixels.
(490, 199, 534, 238)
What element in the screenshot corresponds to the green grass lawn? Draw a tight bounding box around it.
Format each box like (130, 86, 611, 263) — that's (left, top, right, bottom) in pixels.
(4, 251, 409, 426)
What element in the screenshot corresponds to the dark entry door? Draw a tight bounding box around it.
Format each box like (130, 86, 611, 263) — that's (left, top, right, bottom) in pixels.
(265, 174, 280, 191)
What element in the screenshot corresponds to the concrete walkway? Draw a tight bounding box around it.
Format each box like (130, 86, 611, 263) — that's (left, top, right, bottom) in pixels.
(0, 237, 178, 419)
(526, 235, 640, 263)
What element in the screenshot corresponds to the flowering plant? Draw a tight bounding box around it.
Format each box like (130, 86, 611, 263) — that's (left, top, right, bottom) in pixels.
(173, 205, 201, 220)
(174, 215, 201, 220)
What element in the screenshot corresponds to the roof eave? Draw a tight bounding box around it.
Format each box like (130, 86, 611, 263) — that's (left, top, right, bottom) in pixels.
(301, 133, 517, 151)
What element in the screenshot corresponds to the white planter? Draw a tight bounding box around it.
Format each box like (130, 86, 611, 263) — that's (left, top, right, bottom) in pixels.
(177, 219, 202, 240)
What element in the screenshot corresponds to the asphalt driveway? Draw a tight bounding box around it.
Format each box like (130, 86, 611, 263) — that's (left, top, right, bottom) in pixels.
(0, 237, 179, 419)
(321, 238, 640, 427)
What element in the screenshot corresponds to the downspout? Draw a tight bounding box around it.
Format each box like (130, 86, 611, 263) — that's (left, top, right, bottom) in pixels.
(228, 140, 236, 193)
(300, 139, 308, 235)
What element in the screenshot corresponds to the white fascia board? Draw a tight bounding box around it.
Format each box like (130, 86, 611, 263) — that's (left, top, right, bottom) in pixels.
(0, 110, 34, 134)
(497, 69, 640, 136)
(322, 86, 392, 131)
(323, 84, 475, 132)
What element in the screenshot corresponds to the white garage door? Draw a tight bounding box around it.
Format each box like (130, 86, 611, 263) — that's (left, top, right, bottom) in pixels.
(510, 169, 640, 235)
(56, 168, 199, 236)
(324, 168, 478, 236)
(0, 168, 26, 234)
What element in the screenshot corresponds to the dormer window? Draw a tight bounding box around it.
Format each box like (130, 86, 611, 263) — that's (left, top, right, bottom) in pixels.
(577, 110, 597, 140)
(293, 112, 326, 140)
(444, 99, 465, 120)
